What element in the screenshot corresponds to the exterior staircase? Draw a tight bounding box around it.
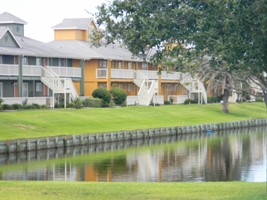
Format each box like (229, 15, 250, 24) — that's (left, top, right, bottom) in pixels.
(41, 66, 78, 107)
(133, 70, 158, 106)
(180, 73, 207, 104)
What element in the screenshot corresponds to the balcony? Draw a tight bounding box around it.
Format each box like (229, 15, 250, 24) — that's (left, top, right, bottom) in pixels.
(49, 66, 81, 78)
(111, 69, 135, 79)
(0, 64, 81, 78)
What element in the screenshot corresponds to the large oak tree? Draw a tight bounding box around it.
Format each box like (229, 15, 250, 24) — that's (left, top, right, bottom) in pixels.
(96, 0, 267, 110)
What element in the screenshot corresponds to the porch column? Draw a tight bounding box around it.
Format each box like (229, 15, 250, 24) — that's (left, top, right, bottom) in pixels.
(18, 55, 23, 97)
(107, 60, 112, 90)
(80, 59, 85, 96)
(158, 64, 162, 96)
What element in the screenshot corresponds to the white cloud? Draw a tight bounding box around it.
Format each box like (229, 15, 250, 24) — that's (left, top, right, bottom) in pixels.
(0, 0, 109, 42)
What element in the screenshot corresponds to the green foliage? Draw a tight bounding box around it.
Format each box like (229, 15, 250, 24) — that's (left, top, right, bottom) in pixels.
(164, 101, 171, 105)
(2, 104, 12, 110)
(12, 104, 23, 110)
(256, 97, 263, 102)
(83, 98, 102, 108)
(96, 0, 267, 108)
(92, 88, 111, 107)
(109, 88, 127, 106)
(207, 96, 221, 103)
(184, 99, 198, 105)
(72, 98, 83, 109)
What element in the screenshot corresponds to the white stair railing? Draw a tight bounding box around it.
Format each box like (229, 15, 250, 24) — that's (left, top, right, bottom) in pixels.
(134, 71, 158, 106)
(65, 78, 78, 101)
(41, 67, 78, 106)
(180, 73, 207, 104)
(41, 66, 65, 92)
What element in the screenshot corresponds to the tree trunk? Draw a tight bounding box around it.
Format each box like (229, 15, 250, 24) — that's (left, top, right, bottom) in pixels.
(222, 89, 230, 113)
(263, 92, 267, 112)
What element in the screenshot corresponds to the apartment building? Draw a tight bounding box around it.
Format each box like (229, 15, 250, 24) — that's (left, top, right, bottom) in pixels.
(0, 12, 207, 107)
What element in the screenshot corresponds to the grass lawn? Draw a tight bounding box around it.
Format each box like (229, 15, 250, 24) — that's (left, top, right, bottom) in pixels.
(0, 181, 266, 200)
(0, 102, 266, 140)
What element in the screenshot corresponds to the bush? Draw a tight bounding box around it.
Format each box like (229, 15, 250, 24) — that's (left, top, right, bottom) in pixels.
(12, 104, 23, 110)
(83, 98, 102, 108)
(73, 98, 83, 109)
(184, 99, 198, 104)
(164, 101, 171, 105)
(2, 104, 13, 110)
(256, 97, 263, 102)
(207, 96, 221, 103)
(109, 88, 127, 106)
(92, 88, 111, 107)
(0, 98, 3, 111)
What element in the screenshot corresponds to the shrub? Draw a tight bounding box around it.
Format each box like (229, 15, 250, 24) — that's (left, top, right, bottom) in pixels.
(0, 98, 3, 111)
(164, 101, 171, 105)
(12, 104, 23, 110)
(73, 98, 83, 109)
(2, 104, 12, 110)
(109, 88, 127, 106)
(207, 96, 221, 103)
(92, 88, 111, 107)
(256, 97, 263, 102)
(83, 98, 102, 108)
(184, 99, 198, 104)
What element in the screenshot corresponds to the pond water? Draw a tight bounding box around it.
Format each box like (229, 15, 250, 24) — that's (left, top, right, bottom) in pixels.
(0, 126, 266, 182)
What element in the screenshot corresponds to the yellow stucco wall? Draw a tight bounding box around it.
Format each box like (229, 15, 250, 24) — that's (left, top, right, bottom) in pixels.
(54, 29, 87, 41)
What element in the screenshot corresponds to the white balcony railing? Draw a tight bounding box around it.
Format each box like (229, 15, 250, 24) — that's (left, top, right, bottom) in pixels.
(23, 65, 42, 76)
(139, 70, 158, 79)
(111, 69, 135, 79)
(0, 64, 19, 76)
(161, 71, 183, 80)
(0, 64, 81, 78)
(49, 66, 81, 78)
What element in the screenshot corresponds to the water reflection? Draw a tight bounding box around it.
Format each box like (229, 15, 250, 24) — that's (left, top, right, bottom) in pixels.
(0, 127, 266, 182)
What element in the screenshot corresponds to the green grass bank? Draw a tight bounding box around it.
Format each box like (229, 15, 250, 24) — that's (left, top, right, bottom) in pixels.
(0, 181, 266, 200)
(0, 102, 266, 140)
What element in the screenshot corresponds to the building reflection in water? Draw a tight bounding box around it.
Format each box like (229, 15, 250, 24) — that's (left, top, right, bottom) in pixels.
(0, 127, 266, 182)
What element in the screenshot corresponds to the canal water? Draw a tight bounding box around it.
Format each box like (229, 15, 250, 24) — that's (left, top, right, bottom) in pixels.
(0, 126, 266, 182)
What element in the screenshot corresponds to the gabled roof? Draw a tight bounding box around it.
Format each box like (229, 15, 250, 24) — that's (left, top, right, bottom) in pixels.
(52, 18, 94, 30)
(48, 40, 144, 62)
(0, 12, 27, 25)
(0, 27, 21, 48)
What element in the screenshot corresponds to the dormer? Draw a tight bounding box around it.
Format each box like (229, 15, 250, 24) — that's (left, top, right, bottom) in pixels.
(0, 12, 27, 37)
(52, 18, 97, 41)
(0, 27, 21, 48)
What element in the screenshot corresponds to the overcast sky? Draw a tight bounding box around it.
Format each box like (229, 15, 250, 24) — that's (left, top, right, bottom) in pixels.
(1, 0, 110, 42)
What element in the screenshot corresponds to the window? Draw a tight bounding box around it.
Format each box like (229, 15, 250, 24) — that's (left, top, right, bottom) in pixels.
(59, 58, 66, 67)
(14, 83, 28, 97)
(128, 83, 133, 92)
(22, 57, 28, 65)
(22, 83, 28, 97)
(100, 60, 107, 68)
(98, 82, 107, 89)
(118, 62, 122, 69)
(111, 61, 115, 69)
(28, 57, 36, 65)
(142, 62, 147, 70)
(0, 55, 2, 64)
(36, 58, 42, 66)
(36, 82, 42, 92)
(3, 55, 14, 64)
(128, 62, 132, 70)
(0, 82, 3, 97)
